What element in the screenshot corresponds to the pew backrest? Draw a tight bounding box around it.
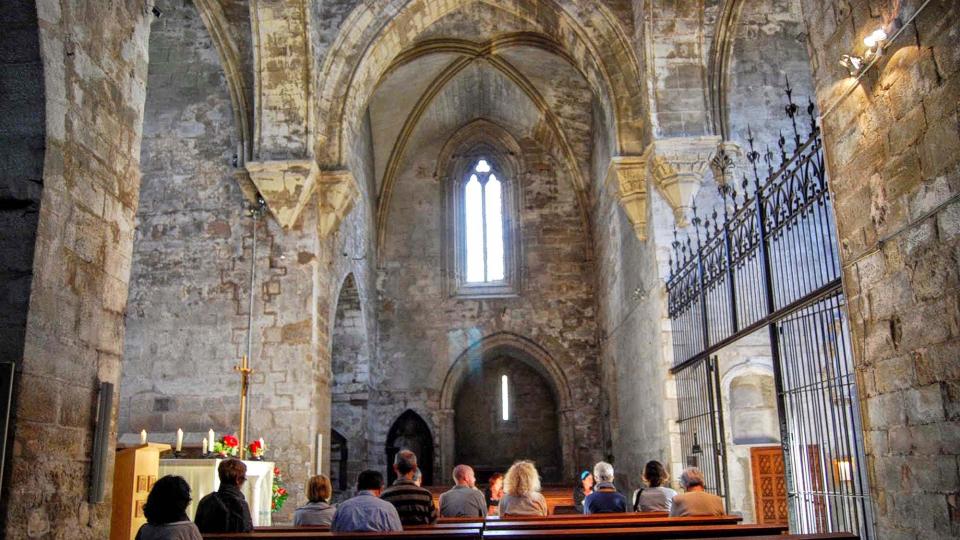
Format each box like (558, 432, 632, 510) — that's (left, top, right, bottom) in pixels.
(481, 523, 788, 539)
(485, 515, 743, 530)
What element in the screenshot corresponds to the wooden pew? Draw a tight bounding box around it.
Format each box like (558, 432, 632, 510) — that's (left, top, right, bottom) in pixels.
(485, 515, 743, 530)
(203, 528, 481, 540)
(481, 523, 788, 539)
(494, 511, 669, 521)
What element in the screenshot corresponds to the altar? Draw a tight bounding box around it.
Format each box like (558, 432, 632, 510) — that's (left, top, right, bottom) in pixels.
(159, 459, 275, 526)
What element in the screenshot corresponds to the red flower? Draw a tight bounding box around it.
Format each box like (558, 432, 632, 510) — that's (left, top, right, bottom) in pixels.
(249, 440, 262, 453)
(278, 487, 287, 495)
(223, 435, 239, 447)
(274, 466, 280, 476)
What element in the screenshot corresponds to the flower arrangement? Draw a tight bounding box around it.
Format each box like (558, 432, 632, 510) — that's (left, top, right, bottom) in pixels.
(248, 438, 265, 459)
(271, 466, 288, 513)
(212, 434, 239, 457)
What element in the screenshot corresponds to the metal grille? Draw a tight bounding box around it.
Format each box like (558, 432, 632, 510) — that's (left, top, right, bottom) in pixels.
(675, 356, 729, 507)
(667, 84, 873, 538)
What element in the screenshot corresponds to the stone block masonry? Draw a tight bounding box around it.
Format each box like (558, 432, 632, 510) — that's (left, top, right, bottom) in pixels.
(801, 1, 960, 538)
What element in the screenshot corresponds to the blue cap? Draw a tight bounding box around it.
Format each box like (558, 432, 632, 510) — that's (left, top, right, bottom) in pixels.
(580, 470, 591, 480)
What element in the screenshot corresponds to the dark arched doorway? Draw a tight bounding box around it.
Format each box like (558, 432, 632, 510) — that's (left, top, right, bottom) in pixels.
(386, 410, 434, 486)
(454, 354, 562, 483)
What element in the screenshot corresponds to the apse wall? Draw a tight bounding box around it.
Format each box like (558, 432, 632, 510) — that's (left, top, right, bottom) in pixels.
(373, 65, 605, 483)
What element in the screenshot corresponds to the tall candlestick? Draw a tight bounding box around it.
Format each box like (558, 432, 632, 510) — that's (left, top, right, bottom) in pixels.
(140, 429, 147, 445)
(175, 428, 183, 452)
(235, 354, 253, 459)
(202, 438, 208, 454)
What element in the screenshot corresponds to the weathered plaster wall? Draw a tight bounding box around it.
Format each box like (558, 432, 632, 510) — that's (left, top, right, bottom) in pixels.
(801, 0, 960, 537)
(2, 1, 152, 537)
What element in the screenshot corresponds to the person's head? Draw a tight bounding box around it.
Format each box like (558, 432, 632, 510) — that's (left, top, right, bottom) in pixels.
(412, 467, 423, 486)
(218, 458, 247, 487)
(488, 472, 504, 494)
(452, 464, 476, 487)
(394, 449, 418, 478)
(503, 460, 541, 498)
(143, 475, 192, 525)
(643, 461, 668, 488)
(306, 474, 332, 503)
(679, 467, 706, 491)
(357, 470, 385, 495)
(594, 461, 615, 484)
(579, 470, 594, 490)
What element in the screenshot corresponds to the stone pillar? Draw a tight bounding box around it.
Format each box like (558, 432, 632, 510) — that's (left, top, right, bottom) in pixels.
(436, 408, 455, 484)
(647, 136, 721, 225)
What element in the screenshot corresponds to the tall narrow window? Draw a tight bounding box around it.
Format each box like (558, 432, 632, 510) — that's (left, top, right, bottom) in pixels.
(501, 374, 510, 421)
(464, 159, 505, 283)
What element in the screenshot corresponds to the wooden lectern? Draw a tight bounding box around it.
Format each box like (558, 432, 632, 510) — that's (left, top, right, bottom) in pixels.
(110, 443, 171, 540)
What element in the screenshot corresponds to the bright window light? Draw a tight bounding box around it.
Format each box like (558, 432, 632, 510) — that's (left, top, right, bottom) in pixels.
(501, 374, 509, 421)
(463, 159, 505, 283)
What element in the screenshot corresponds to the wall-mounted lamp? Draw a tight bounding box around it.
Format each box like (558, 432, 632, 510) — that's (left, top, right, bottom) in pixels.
(863, 28, 888, 61)
(691, 432, 703, 455)
(839, 54, 864, 77)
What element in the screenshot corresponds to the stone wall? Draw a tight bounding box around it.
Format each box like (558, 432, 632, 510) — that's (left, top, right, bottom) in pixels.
(2, 1, 151, 537)
(800, 0, 960, 537)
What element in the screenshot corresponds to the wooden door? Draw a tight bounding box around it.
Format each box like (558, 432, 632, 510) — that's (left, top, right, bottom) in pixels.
(751, 446, 788, 525)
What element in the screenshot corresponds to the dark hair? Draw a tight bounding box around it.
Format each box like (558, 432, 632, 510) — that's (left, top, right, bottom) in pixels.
(143, 475, 192, 525)
(643, 460, 668, 488)
(218, 458, 247, 485)
(357, 470, 384, 491)
(394, 449, 418, 475)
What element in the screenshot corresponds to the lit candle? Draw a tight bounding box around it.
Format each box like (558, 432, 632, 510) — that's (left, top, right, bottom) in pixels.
(259, 437, 264, 451)
(208, 429, 215, 448)
(176, 428, 183, 452)
(202, 438, 208, 454)
(140, 429, 147, 445)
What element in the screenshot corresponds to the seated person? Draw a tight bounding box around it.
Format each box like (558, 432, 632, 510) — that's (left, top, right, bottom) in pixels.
(583, 461, 627, 513)
(498, 460, 548, 517)
(136, 475, 202, 540)
(669, 467, 725, 517)
(331, 470, 403, 532)
(484, 472, 504, 515)
(380, 449, 438, 525)
(293, 474, 337, 526)
(194, 459, 253, 533)
(632, 460, 677, 512)
(572, 470, 594, 513)
(439, 465, 487, 518)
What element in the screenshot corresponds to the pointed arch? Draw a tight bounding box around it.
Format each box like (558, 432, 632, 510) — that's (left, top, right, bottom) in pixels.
(386, 409, 435, 486)
(312, 0, 648, 170)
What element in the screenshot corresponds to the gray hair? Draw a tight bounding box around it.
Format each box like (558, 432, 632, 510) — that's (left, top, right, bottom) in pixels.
(679, 467, 706, 489)
(394, 449, 418, 475)
(452, 464, 473, 483)
(593, 461, 615, 483)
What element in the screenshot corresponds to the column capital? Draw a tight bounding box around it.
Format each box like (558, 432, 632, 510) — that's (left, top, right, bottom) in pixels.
(646, 136, 722, 226)
(605, 155, 649, 241)
(317, 169, 358, 239)
(244, 159, 318, 229)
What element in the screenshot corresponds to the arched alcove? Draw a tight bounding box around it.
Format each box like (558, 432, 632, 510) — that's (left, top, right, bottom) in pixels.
(330, 273, 369, 491)
(330, 429, 349, 492)
(453, 354, 562, 482)
(439, 332, 575, 482)
(385, 410, 435, 486)
(728, 372, 779, 445)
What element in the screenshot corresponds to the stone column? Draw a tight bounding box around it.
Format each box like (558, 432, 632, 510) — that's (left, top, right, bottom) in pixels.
(647, 136, 721, 225)
(436, 408, 455, 483)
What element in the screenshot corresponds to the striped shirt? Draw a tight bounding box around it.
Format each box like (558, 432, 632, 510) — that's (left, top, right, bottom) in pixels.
(380, 478, 438, 525)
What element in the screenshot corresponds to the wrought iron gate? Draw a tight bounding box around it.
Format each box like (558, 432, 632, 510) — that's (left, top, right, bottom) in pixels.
(666, 85, 874, 538)
(675, 356, 729, 507)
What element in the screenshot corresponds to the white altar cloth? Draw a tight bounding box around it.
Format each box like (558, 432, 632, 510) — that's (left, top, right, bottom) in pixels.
(159, 459, 274, 526)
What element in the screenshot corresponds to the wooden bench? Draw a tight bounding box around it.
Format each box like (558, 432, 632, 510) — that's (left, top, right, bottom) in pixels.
(203, 529, 481, 540)
(485, 516, 744, 530)
(481, 524, 788, 539)
(494, 511, 668, 521)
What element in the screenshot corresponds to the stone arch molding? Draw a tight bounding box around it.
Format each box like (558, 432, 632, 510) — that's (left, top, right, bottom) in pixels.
(437, 332, 576, 479)
(314, 0, 648, 169)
